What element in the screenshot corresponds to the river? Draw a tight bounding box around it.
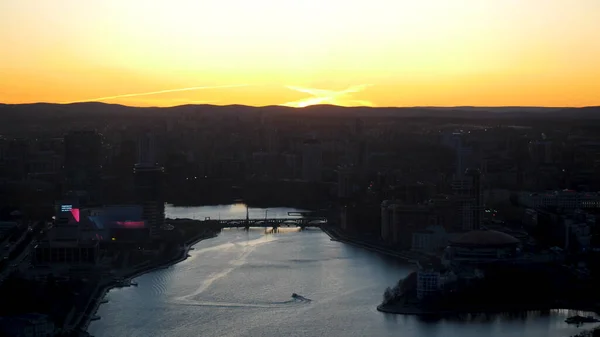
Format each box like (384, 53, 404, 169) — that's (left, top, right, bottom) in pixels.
(89, 204, 597, 337)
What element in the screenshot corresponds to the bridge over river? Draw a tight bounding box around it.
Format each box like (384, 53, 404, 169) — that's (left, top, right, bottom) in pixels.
(169, 211, 328, 231)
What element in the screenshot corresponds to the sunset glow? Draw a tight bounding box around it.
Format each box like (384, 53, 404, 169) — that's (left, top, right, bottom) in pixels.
(1, 0, 599, 107)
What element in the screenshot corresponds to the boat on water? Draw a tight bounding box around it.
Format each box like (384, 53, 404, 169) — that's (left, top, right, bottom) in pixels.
(292, 293, 312, 301)
(91, 315, 101, 321)
(565, 315, 600, 324)
(100, 299, 109, 304)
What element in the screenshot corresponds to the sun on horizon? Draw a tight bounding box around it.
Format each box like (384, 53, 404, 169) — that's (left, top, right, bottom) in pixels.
(1, 0, 600, 108)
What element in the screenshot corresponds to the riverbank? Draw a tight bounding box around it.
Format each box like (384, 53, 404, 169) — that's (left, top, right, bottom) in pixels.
(376, 276, 600, 318)
(321, 225, 424, 263)
(377, 302, 600, 316)
(573, 326, 600, 337)
(74, 230, 219, 334)
(320, 226, 600, 319)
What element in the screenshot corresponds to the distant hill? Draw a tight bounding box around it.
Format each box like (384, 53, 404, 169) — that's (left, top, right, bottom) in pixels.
(414, 106, 566, 113)
(0, 102, 598, 120)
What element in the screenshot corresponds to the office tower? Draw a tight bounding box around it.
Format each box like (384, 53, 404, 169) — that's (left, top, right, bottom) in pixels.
(137, 132, 157, 165)
(302, 140, 322, 182)
(134, 163, 165, 239)
(64, 130, 102, 201)
(466, 168, 483, 230)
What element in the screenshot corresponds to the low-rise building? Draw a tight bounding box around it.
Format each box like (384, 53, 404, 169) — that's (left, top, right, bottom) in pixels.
(380, 202, 437, 248)
(32, 213, 100, 269)
(33, 239, 99, 266)
(411, 225, 447, 253)
(416, 260, 455, 300)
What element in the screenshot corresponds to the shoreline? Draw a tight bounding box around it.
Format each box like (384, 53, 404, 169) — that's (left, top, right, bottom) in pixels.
(320, 226, 420, 263)
(321, 226, 600, 318)
(76, 231, 218, 334)
(376, 303, 600, 316)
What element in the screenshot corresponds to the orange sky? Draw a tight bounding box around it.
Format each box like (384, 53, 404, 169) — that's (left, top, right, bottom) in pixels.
(1, 0, 599, 107)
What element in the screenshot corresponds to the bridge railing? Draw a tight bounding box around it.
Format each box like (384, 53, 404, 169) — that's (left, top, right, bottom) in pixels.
(213, 217, 327, 228)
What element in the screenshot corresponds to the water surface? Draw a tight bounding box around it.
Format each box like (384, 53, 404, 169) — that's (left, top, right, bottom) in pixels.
(89, 204, 596, 337)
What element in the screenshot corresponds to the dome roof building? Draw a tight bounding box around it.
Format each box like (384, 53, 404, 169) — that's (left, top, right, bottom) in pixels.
(443, 230, 521, 268)
(450, 230, 520, 248)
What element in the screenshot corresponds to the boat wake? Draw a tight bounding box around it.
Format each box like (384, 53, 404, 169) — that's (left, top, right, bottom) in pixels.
(172, 294, 312, 309)
(176, 236, 281, 302)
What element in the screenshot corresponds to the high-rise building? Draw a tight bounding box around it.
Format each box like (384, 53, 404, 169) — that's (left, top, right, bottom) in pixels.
(445, 132, 482, 231)
(353, 118, 368, 169)
(466, 168, 484, 230)
(528, 139, 553, 165)
(452, 168, 483, 231)
(452, 177, 474, 231)
(302, 140, 322, 182)
(64, 130, 102, 200)
(337, 166, 357, 198)
(137, 133, 157, 165)
(133, 163, 165, 239)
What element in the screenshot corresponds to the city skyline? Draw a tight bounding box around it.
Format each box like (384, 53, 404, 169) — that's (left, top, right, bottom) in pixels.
(1, 0, 600, 107)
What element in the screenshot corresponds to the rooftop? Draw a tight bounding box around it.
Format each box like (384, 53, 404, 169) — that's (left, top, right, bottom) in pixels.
(450, 230, 520, 247)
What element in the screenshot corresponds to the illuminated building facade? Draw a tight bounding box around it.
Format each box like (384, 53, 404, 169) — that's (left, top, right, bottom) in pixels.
(82, 205, 149, 243)
(34, 201, 99, 267)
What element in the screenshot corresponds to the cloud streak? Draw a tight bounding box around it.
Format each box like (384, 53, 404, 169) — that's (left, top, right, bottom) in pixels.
(282, 84, 374, 108)
(62, 84, 248, 104)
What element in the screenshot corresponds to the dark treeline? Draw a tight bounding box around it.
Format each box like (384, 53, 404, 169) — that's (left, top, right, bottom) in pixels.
(421, 263, 594, 312)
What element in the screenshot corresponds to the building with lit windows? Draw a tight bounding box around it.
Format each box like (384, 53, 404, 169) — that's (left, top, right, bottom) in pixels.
(519, 190, 600, 211)
(81, 205, 149, 243)
(33, 201, 99, 268)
